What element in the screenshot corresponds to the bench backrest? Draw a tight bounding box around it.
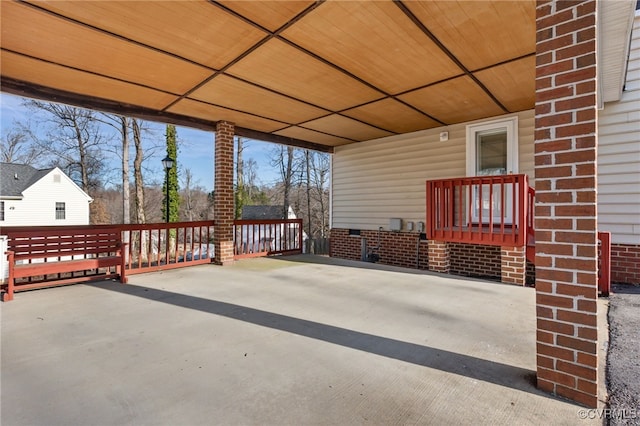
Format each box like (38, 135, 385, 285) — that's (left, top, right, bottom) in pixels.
(6, 227, 122, 262)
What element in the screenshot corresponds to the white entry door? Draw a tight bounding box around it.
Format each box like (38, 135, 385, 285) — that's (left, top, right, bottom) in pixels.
(466, 117, 518, 224)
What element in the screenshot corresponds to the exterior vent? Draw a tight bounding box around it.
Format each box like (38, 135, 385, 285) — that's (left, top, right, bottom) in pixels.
(53, 174, 61, 183)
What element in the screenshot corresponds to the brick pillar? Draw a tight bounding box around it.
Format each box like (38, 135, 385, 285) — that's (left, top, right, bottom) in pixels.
(535, 0, 599, 407)
(427, 240, 450, 273)
(214, 121, 235, 266)
(501, 246, 526, 285)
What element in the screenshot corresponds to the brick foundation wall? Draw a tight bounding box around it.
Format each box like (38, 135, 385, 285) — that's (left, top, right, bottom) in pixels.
(330, 230, 538, 284)
(330, 228, 429, 269)
(329, 229, 361, 262)
(449, 243, 501, 280)
(611, 243, 640, 284)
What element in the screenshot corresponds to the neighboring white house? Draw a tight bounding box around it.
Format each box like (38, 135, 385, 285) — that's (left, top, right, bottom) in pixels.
(0, 162, 92, 227)
(0, 163, 93, 280)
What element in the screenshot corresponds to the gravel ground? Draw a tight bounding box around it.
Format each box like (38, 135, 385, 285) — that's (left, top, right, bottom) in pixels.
(606, 284, 640, 426)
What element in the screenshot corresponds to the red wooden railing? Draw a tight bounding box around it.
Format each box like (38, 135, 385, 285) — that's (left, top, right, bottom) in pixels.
(233, 219, 303, 259)
(118, 221, 215, 275)
(426, 174, 531, 247)
(527, 185, 536, 246)
(1, 219, 306, 293)
(598, 231, 611, 296)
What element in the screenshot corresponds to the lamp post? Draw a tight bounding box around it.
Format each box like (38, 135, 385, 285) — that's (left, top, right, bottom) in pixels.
(161, 156, 174, 223)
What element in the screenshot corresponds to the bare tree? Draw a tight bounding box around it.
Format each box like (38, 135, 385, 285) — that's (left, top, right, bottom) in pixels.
(310, 152, 330, 237)
(244, 158, 259, 200)
(132, 118, 146, 224)
(1, 127, 43, 165)
(94, 113, 133, 223)
(305, 150, 313, 252)
(270, 145, 297, 218)
(94, 114, 157, 226)
(235, 137, 245, 219)
(120, 116, 131, 223)
(23, 101, 107, 192)
(181, 168, 197, 221)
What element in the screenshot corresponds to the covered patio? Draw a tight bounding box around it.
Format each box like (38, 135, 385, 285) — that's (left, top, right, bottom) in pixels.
(2, 0, 637, 408)
(1, 256, 607, 425)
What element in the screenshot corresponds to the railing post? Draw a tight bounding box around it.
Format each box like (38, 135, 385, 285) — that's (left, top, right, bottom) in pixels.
(119, 243, 128, 284)
(598, 232, 611, 296)
(3, 251, 15, 301)
(517, 175, 526, 247)
(298, 219, 303, 254)
(426, 181, 434, 240)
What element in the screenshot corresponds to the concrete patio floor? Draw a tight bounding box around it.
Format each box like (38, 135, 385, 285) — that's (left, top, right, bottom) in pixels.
(1, 255, 607, 425)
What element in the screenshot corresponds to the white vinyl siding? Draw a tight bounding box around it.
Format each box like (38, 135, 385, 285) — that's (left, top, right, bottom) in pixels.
(332, 110, 534, 230)
(597, 12, 640, 245)
(1, 169, 90, 226)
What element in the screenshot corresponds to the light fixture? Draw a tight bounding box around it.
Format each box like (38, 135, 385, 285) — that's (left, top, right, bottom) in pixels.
(161, 156, 175, 171)
(162, 156, 174, 223)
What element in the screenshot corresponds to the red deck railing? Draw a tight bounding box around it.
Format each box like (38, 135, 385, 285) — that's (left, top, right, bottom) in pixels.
(118, 221, 215, 275)
(1, 219, 304, 291)
(233, 219, 304, 259)
(426, 174, 533, 247)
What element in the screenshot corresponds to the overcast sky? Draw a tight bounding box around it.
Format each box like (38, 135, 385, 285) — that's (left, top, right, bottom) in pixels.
(0, 92, 280, 191)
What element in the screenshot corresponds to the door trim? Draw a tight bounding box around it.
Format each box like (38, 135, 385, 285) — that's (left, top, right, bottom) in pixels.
(465, 116, 519, 178)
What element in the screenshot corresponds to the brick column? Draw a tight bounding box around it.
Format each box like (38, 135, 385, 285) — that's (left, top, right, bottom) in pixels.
(535, 0, 599, 407)
(427, 240, 450, 273)
(501, 246, 526, 285)
(214, 121, 235, 266)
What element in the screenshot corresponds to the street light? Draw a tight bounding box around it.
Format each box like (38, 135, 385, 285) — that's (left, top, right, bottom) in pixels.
(162, 156, 174, 223)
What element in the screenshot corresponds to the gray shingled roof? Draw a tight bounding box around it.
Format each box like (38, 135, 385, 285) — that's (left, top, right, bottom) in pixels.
(0, 163, 52, 198)
(241, 205, 286, 220)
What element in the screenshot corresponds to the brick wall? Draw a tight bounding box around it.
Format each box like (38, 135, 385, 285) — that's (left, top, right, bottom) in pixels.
(330, 230, 538, 285)
(330, 226, 631, 289)
(330, 228, 429, 269)
(611, 243, 640, 284)
(534, 0, 599, 407)
(213, 121, 235, 265)
(449, 243, 501, 279)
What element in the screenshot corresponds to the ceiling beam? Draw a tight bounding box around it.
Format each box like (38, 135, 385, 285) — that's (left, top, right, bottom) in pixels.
(235, 127, 334, 153)
(0, 77, 333, 153)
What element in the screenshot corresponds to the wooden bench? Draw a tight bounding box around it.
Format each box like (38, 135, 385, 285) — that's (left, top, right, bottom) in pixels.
(2, 226, 127, 302)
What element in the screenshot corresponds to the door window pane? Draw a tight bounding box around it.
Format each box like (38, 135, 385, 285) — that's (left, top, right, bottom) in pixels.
(476, 130, 507, 175)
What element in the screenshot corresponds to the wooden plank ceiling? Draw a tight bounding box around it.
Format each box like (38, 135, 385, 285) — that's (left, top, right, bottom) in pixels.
(0, 0, 535, 152)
